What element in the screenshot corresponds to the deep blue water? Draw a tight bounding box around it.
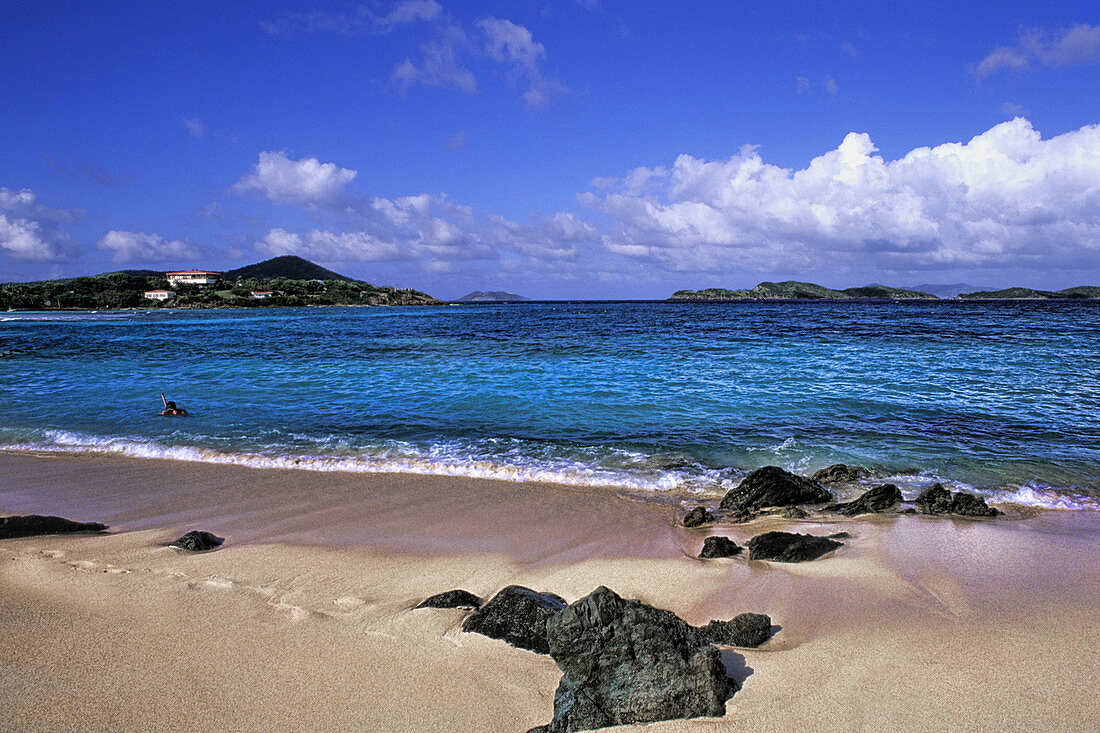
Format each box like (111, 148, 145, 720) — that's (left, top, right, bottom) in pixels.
(1, 302, 1098, 509)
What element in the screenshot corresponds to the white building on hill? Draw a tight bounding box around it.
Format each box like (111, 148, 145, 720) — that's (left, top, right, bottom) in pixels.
(166, 270, 221, 286)
(144, 289, 176, 300)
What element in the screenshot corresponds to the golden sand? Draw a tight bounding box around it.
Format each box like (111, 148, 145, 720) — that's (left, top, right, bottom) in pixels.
(1, 451, 1098, 731)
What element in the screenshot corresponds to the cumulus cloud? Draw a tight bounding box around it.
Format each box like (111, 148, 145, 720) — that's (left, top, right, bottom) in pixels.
(0, 188, 78, 261)
(974, 23, 1100, 78)
(233, 151, 358, 207)
(580, 118, 1100, 275)
(97, 230, 200, 264)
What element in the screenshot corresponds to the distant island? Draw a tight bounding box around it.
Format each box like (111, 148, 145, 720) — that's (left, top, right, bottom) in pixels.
(454, 291, 530, 303)
(671, 281, 1100, 301)
(906, 283, 994, 299)
(670, 281, 937, 301)
(956, 286, 1100, 300)
(0, 255, 442, 310)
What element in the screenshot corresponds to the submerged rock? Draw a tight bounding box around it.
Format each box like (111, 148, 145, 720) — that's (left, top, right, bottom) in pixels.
(683, 506, 715, 527)
(916, 484, 1001, 517)
(810, 464, 868, 485)
(0, 514, 107, 540)
(461, 585, 567, 654)
(416, 589, 482, 609)
(169, 530, 224, 552)
(830, 484, 903, 516)
(718, 466, 833, 517)
(699, 613, 773, 648)
(698, 536, 743, 559)
(748, 531, 842, 562)
(536, 586, 737, 733)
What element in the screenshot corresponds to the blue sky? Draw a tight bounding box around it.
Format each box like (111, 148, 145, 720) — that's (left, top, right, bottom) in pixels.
(2, 1, 1099, 299)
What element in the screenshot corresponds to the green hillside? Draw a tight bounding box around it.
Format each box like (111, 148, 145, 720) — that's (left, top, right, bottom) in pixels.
(958, 286, 1100, 299)
(671, 281, 937, 300)
(222, 255, 356, 282)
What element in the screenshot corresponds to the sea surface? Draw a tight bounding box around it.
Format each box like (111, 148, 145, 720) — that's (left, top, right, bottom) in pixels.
(1, 302, 1099, 511)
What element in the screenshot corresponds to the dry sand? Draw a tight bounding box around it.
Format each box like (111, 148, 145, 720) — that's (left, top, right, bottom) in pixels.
(1, 450, 1099, 732)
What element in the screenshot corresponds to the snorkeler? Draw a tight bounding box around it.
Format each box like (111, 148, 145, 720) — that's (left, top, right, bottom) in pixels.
(160, 393, 189, 416)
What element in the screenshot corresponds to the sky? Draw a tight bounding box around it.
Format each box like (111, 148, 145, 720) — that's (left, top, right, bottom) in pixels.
(2, 1, 1099, 299)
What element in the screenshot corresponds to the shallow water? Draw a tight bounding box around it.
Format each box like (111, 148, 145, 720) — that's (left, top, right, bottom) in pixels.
(1, 301, 1098, 510)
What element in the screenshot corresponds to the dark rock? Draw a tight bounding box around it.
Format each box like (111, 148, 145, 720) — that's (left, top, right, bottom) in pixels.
(698, 536, 743, 559)
(810, 464, 868, 485)
(828, 531, 851, 539)
(538, 586, 736, 732)
(169, 530, 224, 552)
(915, 483, 953, 514)
(699, 613, 773, 648)
(718, 466, 833, 517)
(416, 589, 482, 609)
(461, 585, 566, 654)
(900, 508, 917, 515)
(0, 514, 107, 540)
(831, 484, 902, 516)
(948, 492, 1002, 517)
(683, 506, 715, 527)
(747, 531, 842, 562)
(916, 484, 1001, 517)
(780, 506, 808, 518)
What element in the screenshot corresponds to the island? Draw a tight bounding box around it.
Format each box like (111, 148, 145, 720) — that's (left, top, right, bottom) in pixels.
(957, 286, 1100, 300)
(670, 281, 938, 301)
(453, 291, 530, 303)
(0, 256, 442, 310)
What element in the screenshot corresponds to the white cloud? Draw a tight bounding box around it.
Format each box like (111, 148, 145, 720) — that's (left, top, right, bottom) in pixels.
(478, 17, 566, 109)
(795, 76, 810, 93)
(182, 118, 206, 139)
(97, 230, 200, 264)
(263, 1, 441, 35)
(974, 23, 1100, 78)
(257, 228, 406, 262)
(581, 118, 1100, 275)
(392, 25, 477, 92)
(382, 0, 442, 27)
(233, 151, 358, 207)
(823, 75, 839, 99)
(0, 188, 78, 261)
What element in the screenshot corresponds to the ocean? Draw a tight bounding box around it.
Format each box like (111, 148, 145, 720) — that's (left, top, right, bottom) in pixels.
(2, 301, 1098, 511)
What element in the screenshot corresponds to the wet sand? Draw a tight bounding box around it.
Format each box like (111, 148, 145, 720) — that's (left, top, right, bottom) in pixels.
(2, 450, 1099, 731)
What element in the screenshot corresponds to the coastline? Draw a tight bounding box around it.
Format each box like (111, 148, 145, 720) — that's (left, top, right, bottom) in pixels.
(2, 450, 1099, 731)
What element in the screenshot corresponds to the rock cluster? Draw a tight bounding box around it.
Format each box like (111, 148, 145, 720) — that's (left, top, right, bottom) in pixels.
(827, 484, 902, 516)
(718, 466, 833, 519)
(169, 530, 224, 552)
(683, 506, 715, 527)
(532, 586, 738, 733)
(915, 484, 1001, 517)
(0, 514, 107, 540)
(698, 613, 773, 648)
(810, 464, 868, 485)
(698, 536, 742, 559)
(747, 531, 842, 562)
(416, 589, 482, 609)
(461, 585, 567, 654)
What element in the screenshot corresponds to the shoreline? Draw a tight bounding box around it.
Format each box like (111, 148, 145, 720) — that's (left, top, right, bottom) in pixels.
(2, 451, 1100, 731)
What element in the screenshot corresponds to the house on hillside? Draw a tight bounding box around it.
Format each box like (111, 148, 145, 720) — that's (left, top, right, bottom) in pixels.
(250, 290, 283, 299)
(166, 270, 221, 286)
(144, 289, 176, 301)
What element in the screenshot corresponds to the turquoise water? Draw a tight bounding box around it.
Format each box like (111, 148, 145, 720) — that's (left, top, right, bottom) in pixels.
(1, 302, 1098, 510)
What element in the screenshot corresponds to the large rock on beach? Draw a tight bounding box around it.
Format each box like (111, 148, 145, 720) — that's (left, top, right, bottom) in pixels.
(698, 536, 743, 559)
(829, 484, 903, 516)
(810, 464, 868, 485)
(461, 585, 567, 654)
(0, 514, 107, 540)
(718, 466, 833, 517)
(535, 586, 737, 733)
(683, 506, 715, 527)
(699, 613, 773, 648)
(169, 530, 224, 552)
(915, 484, 1001, 517)
(416, 589, 482, 609)
(748, 531, 842, 562)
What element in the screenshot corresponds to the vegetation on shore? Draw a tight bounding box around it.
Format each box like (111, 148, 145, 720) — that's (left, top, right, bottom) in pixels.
(670, 281, 937, 301)
(956, 285, 1100, 300)
(0, 256, 442, 310)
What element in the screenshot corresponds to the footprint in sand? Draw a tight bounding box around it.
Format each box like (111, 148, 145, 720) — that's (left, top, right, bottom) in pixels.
(69, 560, 97, 571)
(333, 595, 367, 612)
(40, 549, 64, 559)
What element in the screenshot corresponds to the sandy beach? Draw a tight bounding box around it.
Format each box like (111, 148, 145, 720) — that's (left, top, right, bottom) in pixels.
(2, 450, 1099, 732)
